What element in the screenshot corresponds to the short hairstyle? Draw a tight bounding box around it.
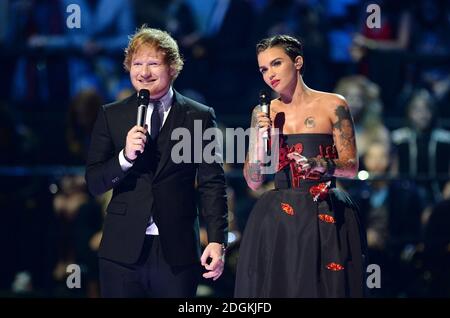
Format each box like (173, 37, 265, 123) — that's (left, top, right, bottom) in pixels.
(256, 35, 304, 75)
(123, 25, 184, 79)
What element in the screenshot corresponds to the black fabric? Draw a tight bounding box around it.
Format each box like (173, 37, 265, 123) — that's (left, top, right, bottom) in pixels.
(99, 236, 201, 298)
(235, 134, 367, 298)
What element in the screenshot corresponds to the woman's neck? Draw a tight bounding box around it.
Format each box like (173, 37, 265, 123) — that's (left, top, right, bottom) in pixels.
(280, 76, 310, 106)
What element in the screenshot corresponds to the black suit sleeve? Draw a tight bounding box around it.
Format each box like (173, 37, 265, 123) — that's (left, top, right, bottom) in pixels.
(85, 106, 128, 196)
(196, 107, 228, 245)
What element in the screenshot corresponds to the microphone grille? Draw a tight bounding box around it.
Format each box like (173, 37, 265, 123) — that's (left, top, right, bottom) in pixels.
(259, 90, 269, 106)
(138, 89, 150, 104)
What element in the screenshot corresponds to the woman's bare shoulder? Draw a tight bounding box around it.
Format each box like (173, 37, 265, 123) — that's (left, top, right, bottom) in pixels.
(311, 90, 348, 107)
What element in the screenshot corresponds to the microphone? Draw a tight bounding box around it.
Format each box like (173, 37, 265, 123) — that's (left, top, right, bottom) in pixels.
(259, 90, 270, 156)
(135, 89, 150, 157)
(137, 89, 150, 127)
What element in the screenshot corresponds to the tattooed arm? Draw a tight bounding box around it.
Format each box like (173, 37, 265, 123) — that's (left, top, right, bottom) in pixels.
(308, 99, 358, 178)
(244, 155, 265, 190)
(329, 99, 358, 177)
(244, 106, 267, 190)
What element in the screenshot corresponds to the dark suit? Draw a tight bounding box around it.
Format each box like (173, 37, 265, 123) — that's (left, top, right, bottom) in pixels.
(85, 90, 228, 297)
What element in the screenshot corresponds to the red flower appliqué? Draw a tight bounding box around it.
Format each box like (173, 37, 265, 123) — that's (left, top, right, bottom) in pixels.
(278, 141, 303, 171)
(318, 214, 336, 224)
(309, 181, 331, 201)
(326, 262, 345, 271)
(281, 202, 294, 215)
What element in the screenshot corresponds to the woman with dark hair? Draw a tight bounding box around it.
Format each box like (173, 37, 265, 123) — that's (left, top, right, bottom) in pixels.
(392, 89, 450, 203)
(234, 35, 367, 298)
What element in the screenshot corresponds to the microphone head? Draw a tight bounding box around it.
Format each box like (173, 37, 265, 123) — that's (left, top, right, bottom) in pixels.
(259, 90, 269, 106)
(137, 89, 150, 127)
(138, 89, 150, 105)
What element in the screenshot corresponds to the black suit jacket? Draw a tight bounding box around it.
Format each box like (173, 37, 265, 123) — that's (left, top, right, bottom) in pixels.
(85, 91, 228, 266)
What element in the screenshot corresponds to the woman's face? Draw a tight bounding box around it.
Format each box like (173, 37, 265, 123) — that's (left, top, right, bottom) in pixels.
(257, 46, 301, 95)
(409, 97, 432, 131)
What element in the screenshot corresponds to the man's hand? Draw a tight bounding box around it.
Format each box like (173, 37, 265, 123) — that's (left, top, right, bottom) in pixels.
(125, 125, 148, 161)
(200, 242, 225, 281)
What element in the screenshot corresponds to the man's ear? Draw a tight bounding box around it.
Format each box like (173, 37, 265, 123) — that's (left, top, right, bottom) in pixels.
(295, 56, 303, 70)
(169, 66, 177, 78)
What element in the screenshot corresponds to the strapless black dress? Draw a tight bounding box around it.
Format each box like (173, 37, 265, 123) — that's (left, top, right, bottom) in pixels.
(235, 134, 367, 298)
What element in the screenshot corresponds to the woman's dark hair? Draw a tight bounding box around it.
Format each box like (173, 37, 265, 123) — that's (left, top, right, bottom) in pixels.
(256, 35, 304, 75)
(406, 88, 437, 130)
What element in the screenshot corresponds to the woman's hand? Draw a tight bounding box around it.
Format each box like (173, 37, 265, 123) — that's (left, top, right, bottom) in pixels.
(287, 152, 326, 175)
(255, 111, 271, 138)
(255, 111, 271, 129)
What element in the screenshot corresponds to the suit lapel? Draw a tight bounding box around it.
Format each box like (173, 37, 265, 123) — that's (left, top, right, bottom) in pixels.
(153, 91, 187, 181)
(123, 93, 138, 133)
(112, 93, 139, 151)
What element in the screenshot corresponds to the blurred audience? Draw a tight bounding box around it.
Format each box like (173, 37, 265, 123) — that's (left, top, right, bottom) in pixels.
(334, 75, 390, 161)
(12, 0, 134, 104)
(52, 175, 103, 297)
(349, 141, 426, 297)
(351, 0, 412, 115)
(66, 89, 103, 165)
(420, 183, 450, 297)
(392, 89, 450, 203)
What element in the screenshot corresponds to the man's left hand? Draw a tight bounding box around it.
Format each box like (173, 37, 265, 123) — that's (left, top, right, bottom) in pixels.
(200, 242, 225, 281)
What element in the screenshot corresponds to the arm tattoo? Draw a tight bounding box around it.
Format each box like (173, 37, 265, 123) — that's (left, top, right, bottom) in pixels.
(330, 105, 357, 177)
(304, 117, 316, 128)
(332, 105, 355, 151)
(247, 162, 263, 182)
(245, 106, 265, 184)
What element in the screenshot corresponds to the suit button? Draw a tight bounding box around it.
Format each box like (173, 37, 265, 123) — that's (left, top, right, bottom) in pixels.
(112, 177, 119, 183)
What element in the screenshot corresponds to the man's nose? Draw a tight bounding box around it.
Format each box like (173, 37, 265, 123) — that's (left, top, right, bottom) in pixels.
(141, 65, 151, 77)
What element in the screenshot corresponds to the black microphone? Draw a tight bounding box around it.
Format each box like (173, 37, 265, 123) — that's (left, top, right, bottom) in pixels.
(137, 89, 150, 127)
(135, 89, 150, 157)
(259, 90, 270, 156)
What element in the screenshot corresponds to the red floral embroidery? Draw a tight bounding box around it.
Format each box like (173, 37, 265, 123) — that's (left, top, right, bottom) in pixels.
(318, 214, 336, 224)
(279, 139, 322, 185)
(277, 138, 339, 187)
(281, 202, 294, 215)
(326, 262, 344, 271)
(278, 141, 303, 171)
(309, 181, 331, 201)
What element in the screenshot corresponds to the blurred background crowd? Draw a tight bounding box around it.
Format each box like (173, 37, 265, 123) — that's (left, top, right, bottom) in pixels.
(1, 0, 450, 298)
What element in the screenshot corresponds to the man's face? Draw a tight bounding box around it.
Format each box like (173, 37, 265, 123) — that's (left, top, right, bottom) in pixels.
(130, 45, 175, 99)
